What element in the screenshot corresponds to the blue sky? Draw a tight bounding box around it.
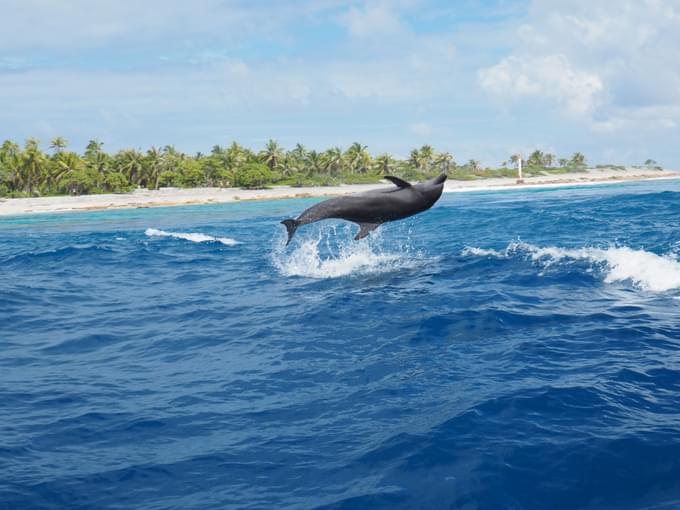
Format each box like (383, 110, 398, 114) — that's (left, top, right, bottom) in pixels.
(1, 0, 679, 167)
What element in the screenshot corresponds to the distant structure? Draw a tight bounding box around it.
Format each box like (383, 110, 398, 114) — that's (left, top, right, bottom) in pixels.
(516, 154, 524, 184)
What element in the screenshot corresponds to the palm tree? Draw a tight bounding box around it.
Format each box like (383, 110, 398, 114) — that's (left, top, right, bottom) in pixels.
(467, 159, 481, 173)
(84, 140, 108, 178)
(1, 140, 20, 161)
(290, 143, 307, 163)
(419, 145, 435, 171)
(49, 151, 82, 189)
(225, 142, 248, 172)
(0, 140, 21, 191)
(434, 152, 454, 174)
(321, 147, 344, 176)
(20, 138, 47, 193)
(117, 149, 145, 186)
(570, 152, 586, 167)
(527, 150, 544, 167)
(84, 139, 103, 158)
(558, 158, 569, 168)
(145, 147, 164, 189)
(85, 147, 109, 177)
(543, 153, 555, 167)
(408, 148, 427, 172)
(280, 153, 300, 178)
(49, 136, 67, 154)
(305, 150, 322, 177)
(373, 154, 395, 175)
(260, 139, 284, 174)
(345, 142, 371, 174)
(408, 149, 420, 170)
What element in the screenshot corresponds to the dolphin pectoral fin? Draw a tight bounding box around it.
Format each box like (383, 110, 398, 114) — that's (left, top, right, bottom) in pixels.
(354, 222, 381, 240)
(384, 176, 411, 188)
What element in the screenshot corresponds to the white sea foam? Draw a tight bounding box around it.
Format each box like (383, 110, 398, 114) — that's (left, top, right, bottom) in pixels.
(463, 241, 680, 292)
(271, 225, 427, 278)
(145, 228, 239, 246)
(460, 246, 505, 258)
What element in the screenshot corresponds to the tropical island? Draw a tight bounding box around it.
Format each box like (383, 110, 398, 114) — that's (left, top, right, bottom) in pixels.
(0, 137, 675, 216)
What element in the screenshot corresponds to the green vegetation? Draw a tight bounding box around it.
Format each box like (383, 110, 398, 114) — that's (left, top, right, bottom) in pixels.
(0, 137, 631, 198)
(234, 163, 272, 189)
(643, 159, 663, 171)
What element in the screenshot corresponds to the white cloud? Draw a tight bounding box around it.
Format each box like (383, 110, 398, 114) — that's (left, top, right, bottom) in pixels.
(0, 1, 217, 49)
(0, 61, 315, 135)
(340, 2, 404, 38)
(591, 106, 680, 133)
(328, 61, 422, 100)
(479, 0, 680, 130)
(0, 53, 442, 142)
(479, 54, 603, 116)
(0, 0, 345, 51)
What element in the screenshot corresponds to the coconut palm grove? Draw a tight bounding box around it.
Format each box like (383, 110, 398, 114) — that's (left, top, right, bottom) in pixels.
(0, 137, 605, 197)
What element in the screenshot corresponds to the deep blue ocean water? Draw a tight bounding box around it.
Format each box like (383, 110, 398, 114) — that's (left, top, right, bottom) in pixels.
(2, 180, 680, 510)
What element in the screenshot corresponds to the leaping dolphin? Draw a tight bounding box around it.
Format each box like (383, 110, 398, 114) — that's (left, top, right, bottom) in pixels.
(281, 173, 447, 245)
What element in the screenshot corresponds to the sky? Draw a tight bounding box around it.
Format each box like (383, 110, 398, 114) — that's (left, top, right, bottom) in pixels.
(1, 0, 679, 167)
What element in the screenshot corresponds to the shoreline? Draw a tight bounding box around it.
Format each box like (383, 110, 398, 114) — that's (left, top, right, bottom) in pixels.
(1, 167, 679, 217)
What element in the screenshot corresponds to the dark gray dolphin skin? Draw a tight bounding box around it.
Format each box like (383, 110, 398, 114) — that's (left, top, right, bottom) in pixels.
(281, 173, 447, 245)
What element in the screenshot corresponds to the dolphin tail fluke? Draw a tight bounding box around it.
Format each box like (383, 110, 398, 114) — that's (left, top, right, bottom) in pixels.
(281, 219, 299, 245)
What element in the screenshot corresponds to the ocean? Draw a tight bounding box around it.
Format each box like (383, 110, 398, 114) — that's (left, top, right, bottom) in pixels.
(2, 180, 680, 509)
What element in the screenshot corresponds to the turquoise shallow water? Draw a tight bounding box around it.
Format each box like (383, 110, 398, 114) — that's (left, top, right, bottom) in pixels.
(2, 180, 680, 509)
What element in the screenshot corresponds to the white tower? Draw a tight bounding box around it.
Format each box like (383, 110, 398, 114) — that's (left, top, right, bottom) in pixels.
(517, 155, 524, 184)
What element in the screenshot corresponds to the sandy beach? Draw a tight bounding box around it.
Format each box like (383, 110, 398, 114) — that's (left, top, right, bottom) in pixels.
(1, 167, 678, 217)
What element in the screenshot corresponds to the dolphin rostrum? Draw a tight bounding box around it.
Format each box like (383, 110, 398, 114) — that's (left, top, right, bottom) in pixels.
(281, 173, 447, 245)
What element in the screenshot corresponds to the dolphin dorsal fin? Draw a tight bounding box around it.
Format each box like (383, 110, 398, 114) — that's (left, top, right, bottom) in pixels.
(384, 176, 411, 188)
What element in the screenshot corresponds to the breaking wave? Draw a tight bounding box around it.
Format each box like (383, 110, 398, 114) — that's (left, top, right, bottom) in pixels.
(144, 228, 239, 246)
(463, 241, 680, 292)
(271, 224, 428, 278)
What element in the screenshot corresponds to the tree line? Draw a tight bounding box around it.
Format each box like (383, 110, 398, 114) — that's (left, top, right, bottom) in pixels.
(0, 137, 592, 197)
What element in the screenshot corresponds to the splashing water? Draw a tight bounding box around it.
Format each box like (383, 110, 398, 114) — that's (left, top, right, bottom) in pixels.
(463, 241, 680, 292)
(270, 223, 428, 278)
(145, 228, 239, 246)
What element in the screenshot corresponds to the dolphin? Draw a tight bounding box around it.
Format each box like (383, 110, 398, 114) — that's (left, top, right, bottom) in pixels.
(281, 173, 447, 245)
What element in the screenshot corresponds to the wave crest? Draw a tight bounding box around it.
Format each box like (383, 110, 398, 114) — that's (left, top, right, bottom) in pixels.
(463, 241, 680, 292)
(145, 228, 239, 246)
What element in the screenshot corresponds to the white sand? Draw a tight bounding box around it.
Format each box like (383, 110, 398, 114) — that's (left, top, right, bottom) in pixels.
(1, 167, 678, 217)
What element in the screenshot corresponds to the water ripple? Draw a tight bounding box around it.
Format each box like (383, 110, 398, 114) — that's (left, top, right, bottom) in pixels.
(2, 181, 680, 508)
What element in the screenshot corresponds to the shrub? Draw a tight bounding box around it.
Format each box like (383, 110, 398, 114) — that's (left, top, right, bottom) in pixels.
(178, 161, 205, 187)
(60, 169, 99, 195)
(235, 163, 272, 189)
(103, 172, 132, 193)
(339, 173, 383, 185)
(213, 168, 233, 187)
(157, 170, 179, 188)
